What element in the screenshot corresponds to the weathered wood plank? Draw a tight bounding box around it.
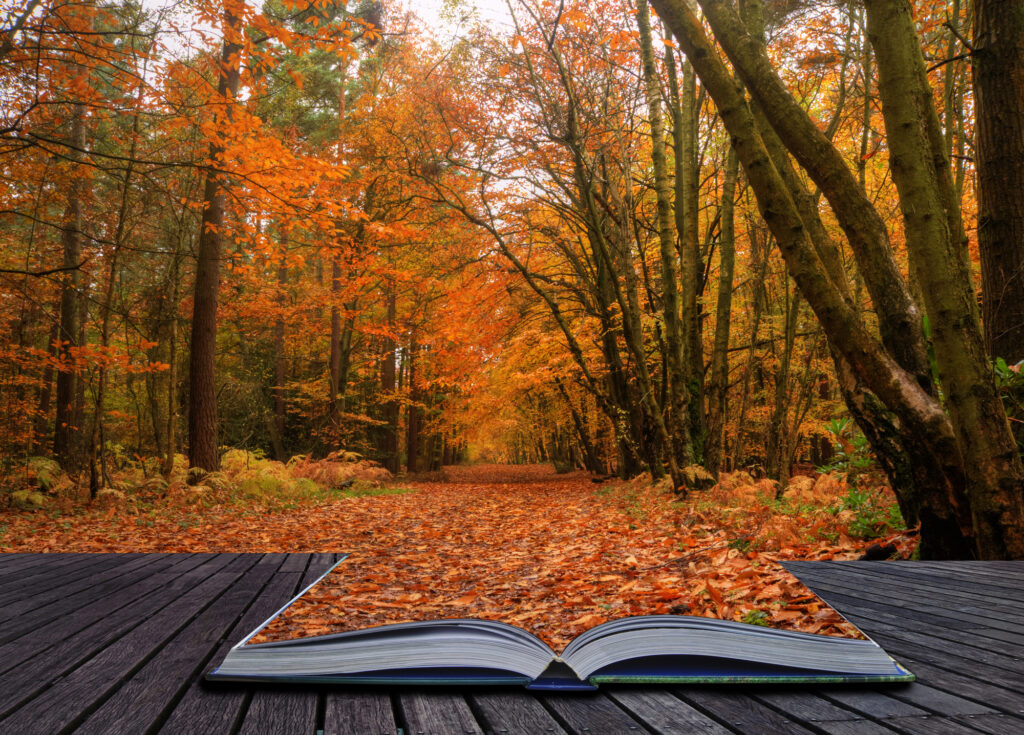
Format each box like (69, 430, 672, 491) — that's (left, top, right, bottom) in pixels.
(0, 554, 217, 719)
(236, 689, 318, 735)
(158, 557, 303, 735)
(225, 555, 335, 735)
(0, 553, 188, 676)
(0, 553, 128, 611)
(0, 554, 253, 733)
(74, 554, 284, 735)
(540, 692, 648, 734)
(951, 713, 1024, 734)
(0, 553, 175, 631)
(676, 688, 820, 735)
(324, 691, 397, 735)
(880, 716, 996, 734)
(400, 692, 483, 735)
(470, 690, 569, 734)
(0, 551, 88, 584)
(786, 565, 1024, 637)
(606, 688, 734, 733)
(815, 689, 928, 719)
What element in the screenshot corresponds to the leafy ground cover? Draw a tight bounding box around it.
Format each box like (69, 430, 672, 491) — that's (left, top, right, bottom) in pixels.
(0, 462, 913, 651)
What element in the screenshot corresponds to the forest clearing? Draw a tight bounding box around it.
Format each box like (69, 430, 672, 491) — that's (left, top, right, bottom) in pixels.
(2, 0, 1024, 578)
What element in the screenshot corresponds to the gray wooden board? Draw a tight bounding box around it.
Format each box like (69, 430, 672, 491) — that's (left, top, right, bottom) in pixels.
(72, 554, 285, 735)
(605, 688, 734, 734)
(233, 554, 333, 735)
(400, 692, 484, 735)
(0, 552, 96, 587)
(0, 553, 250, 733)
(469, 690, 569, 734)
(324, 691, 398, 735)
(0, 555, 1023, 734)
(0, 552, 129, 612)
(540, 692, 649, 733)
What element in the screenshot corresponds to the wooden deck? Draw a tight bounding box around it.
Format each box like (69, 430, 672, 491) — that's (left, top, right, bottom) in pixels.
(0, 554, 1021, 734)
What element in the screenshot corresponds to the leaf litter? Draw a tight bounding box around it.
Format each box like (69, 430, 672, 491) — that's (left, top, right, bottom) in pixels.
(0, 463, 914, 651)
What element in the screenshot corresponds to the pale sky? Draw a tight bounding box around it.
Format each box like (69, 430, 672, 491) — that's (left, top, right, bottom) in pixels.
(400, 0, 514, 34)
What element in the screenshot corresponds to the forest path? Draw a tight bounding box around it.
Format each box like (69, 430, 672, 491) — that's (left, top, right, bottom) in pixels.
(0, 463, 877, 648)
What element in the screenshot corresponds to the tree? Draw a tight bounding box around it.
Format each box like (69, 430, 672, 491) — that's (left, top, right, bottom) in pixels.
(188, 2, 243, 473)
(974, 0, 1024, 363)
(651, 0, 1024, 558)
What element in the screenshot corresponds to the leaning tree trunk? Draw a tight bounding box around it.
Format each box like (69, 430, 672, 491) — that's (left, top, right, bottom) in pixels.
(187, 6, 241, 473)
(650, 0, 978, 558)
(865, 0, 1024, 559)
(974, 0, 1024, 363)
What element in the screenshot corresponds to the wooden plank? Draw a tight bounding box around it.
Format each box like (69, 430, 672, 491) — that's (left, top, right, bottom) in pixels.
(0, 553, 175, 632)
(0, 552, 85, 582)
(787, 564, 1024, 628)
(163, 552, 341, 735)
(952, 713, 1024, 735)
(469, 690, 569, 734)
(790, 585, 1024, 665)
(883, 658, 1024, 714)
(540, 692, 648, 734)
(787, 566, 1024, 637)
(157, 558, 306, 735)
(73, 554, 284, 735)
(0, 553, 127, 609)
(812, 722, 903, 735)
(236, 688, 317, 735)
(753, 690, 883, 723)
(0, 554, 218, 718)
(324, 691, 397, 735)
(231, 553, 337, 735)
(399, 692, 482, 735)
(0, 554, 254, 734)
(676, 688, 820, 735)
(606, 688, 734, 734)
(0, 553, 188, 676)
(815, 689, 929, 719)
(880, 716, 995, 734)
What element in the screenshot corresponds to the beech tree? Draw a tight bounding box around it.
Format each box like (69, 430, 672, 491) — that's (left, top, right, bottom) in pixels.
(650, 0, 1024, 558)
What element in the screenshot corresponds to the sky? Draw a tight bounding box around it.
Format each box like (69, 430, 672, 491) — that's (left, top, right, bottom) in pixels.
(399, 0, 514, 35)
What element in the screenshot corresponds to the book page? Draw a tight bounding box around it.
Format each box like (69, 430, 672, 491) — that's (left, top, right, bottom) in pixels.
(247, 466, 890, 653)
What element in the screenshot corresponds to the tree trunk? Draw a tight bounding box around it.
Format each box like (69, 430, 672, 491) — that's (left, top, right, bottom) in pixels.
(706, 147, 739, 477)
(187, 7, 241, 473)
(53, 101, 86, 470)
(406, 335, 419, 474)
(638, 0, 693, 469)
(651, 0, 977, 557)
(379, 284, 400, 474)
(974, 0, 1024, 363)
(271, 259, 287, 462)
(866, 0, 1024, 559)
(668, 36, 706, 461)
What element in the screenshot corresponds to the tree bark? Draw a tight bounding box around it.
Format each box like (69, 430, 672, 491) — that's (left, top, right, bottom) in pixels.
(974, 0, 1024, 363)
(187, 6, 241, 473)
(53, 101, 87, 470)
(705, 147, 738, 477)
(638, 0, 693, 469)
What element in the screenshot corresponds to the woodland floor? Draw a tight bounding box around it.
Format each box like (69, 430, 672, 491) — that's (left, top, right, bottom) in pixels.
(0, 463, 916, 651)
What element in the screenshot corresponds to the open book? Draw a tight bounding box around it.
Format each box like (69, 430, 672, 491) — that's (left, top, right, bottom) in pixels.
(207, 557, 914, 690)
